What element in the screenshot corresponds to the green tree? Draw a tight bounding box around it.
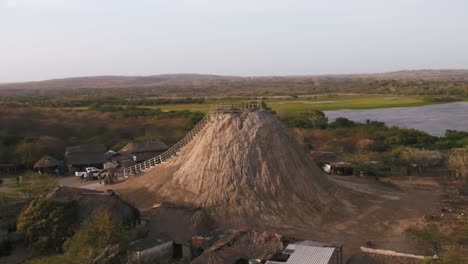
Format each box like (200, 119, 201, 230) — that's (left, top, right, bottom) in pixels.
(17, 198, 78, 255)
(26, 209, 131, 264)
(61, 209, 130, 264)
(329, 117, 356, 128)
(15, 141, 40, 168)
(305, 110, 328, 128)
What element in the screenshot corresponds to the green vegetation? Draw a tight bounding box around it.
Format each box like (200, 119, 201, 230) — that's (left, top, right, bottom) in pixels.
(17, 198, 78, 255)
(289, 110, 468, 177)
(448, 148, 468, 180)
(270, 95, 432, 116)
(8, 172, 56, 199)
(407, 213, 468, 263)
(1, 94, 467, 173)
(142, 95, 455, 115)
(0, 106, 204, 167)
(2, 73, 468, 100)
(26, 209, 131, 264)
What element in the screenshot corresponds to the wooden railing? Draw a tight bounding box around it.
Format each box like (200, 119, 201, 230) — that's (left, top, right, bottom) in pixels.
(115, 101, 262, 179)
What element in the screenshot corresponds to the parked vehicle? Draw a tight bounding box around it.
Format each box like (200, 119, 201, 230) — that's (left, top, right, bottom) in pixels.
(75, 167, 101, 179)
(322, 163, 331, 174)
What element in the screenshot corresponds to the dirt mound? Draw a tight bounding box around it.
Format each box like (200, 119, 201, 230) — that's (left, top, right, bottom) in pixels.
(119, 110, 363, 228)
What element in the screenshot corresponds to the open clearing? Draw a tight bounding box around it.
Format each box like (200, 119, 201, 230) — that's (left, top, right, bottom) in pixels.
(139, 95, 446, 116)
(103, 175, 444, 261)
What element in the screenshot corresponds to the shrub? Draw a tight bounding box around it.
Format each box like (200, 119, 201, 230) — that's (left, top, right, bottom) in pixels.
(448, 148, 468, 180)
(17, 198, 78, 255)
(329, 117, 356, 128)
(61, 209, 130, 263)
(10, 172, 56, 200)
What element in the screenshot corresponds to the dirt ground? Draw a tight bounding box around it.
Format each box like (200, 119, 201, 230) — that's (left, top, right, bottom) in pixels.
(1, 174, 449, 263)
(103, 175, 444, 262)
(320, 176, 443, 260)
(56, 175, 104, 190)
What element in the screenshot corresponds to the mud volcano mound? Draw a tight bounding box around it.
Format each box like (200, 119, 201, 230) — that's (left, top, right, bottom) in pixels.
(122, 110, 358, 228)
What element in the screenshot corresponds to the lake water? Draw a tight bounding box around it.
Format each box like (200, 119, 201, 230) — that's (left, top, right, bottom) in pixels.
(324, 102, 468, 137)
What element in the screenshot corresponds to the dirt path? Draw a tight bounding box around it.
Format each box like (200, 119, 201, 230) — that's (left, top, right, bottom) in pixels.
(286, 176, 443, 260)
(107, 176, 443, 261)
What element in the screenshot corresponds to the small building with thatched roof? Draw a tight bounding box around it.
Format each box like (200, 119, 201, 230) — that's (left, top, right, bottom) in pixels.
(65, 144, 107, 172)
(47, 186, 140, 226)
(104, 150, 135, 169)
(33, 155, 63, 174)
(118, 141, 168, 163)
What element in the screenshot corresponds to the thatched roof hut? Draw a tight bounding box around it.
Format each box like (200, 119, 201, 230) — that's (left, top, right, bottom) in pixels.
(47, 186, 139, 225)
(33, 155, 63, 169)
(65, 144, 107, 168)
(118, 141, 168, 162)
(119, 141, 168, 155)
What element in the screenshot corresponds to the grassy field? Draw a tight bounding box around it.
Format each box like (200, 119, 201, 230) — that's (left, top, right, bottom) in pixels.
(268, 95, 431, 116)
(139, 95, 448, 116)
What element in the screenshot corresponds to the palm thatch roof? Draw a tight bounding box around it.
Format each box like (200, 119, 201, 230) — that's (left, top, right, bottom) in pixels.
(47, 186, 139, 225)
(66, 144, 107, 154)
(65, 144, 107, 166)
(118, 141, 168, 155)
(33, 155, 63, 169)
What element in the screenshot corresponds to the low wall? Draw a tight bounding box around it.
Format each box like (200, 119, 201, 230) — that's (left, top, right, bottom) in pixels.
(129, 241, 173, 264)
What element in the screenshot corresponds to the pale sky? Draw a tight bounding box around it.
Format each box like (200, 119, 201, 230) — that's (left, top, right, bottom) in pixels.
(1, 0, 468, 82)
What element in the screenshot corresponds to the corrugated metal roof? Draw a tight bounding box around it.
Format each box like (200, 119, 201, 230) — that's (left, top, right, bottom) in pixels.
(284, 245, 335, 264)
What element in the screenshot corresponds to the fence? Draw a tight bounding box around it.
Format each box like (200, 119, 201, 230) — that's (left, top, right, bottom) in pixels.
(115, 101, 262, 178)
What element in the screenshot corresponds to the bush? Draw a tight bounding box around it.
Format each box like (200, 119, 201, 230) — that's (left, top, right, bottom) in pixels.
(329, 117, 356, 128)
(61, 209, 130, 263)
(448, 148, 468, 180)
(186, 111, 205, 128)
(282, 110, 328, 129)
(353, 164, 391, 177)
(25, 208, 131, 263)
(406, 227, 447, 254)
(17, 198, 78, 255)
(10, 172, 56, 199)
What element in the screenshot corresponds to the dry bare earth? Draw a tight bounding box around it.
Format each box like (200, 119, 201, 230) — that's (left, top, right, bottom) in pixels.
(111, 111, 442, 260)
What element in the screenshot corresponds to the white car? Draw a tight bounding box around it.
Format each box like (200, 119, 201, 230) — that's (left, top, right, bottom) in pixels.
(75, 167, 101, 178)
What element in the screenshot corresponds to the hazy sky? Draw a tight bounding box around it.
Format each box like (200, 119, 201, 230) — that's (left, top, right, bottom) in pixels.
(1, 0, 468, 82)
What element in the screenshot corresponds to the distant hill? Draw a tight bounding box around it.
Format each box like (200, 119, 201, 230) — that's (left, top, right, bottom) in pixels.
(1, 70, 467, 90)
(354, 69, 468, 81)
(1, 70, 467, 97)
(0, 74, 239, 90)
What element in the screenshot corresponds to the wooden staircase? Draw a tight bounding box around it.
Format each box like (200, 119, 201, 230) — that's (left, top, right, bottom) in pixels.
(115, 101, 262, 179)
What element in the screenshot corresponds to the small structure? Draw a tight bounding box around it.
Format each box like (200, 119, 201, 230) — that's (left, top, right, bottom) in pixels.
(128, 235, 174, 264)
(185, 229, 228, 259)
(47, 186, 140, 225)
(356, 161, 391, 177)
(105, 150, 135, 169)
(33, 155, 63, 174)
(323, 162, 354, 176)
(118, 141, 168, 163)
(266, 242, 341, 264)
(65, 144, 107, 172)
(0, 164, 17, 175)
(189, 230, 283, 264)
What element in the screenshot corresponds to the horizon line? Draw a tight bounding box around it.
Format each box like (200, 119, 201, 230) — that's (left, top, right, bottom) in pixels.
(1, 68, 468, 85)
